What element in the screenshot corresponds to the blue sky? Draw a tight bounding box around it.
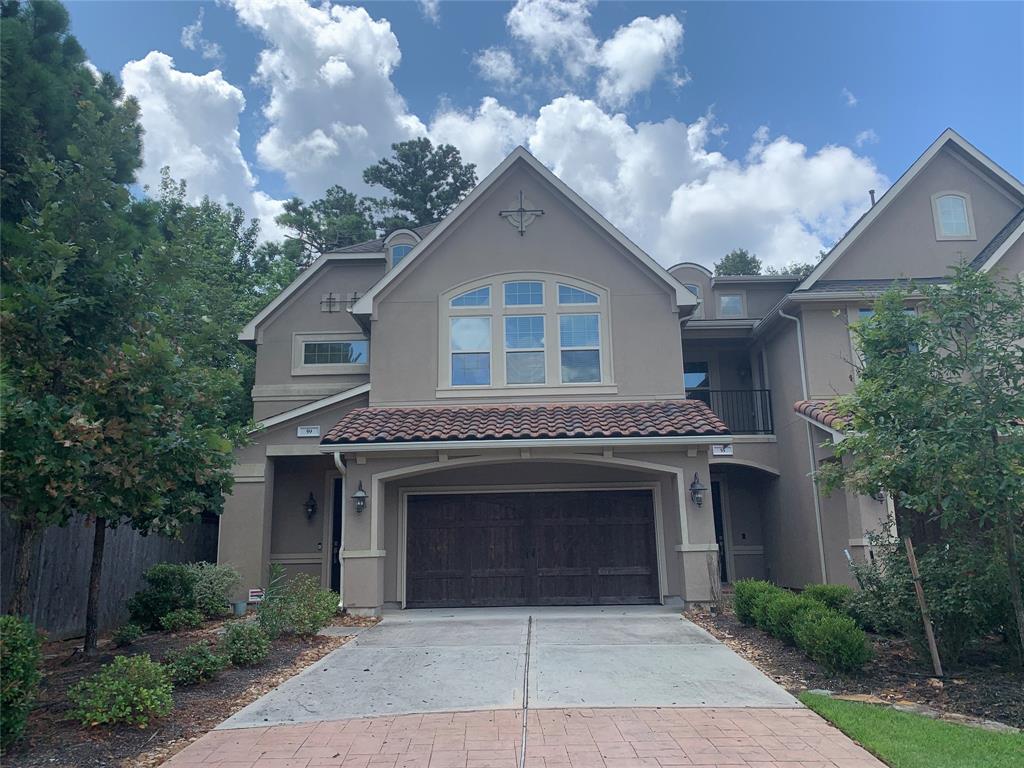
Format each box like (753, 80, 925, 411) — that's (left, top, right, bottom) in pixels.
(66, 0, 1023, 267)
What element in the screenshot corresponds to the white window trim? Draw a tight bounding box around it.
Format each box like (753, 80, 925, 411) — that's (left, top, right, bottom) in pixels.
(503, 279, 545, 307)
(556, 283, 600, 306)
(450, 286, 492, 308)
(931, 191, 977, 241)
(449, 316, 492, 387)
(437, 272, 614, 395)
(717, 291, 746, 319)
(558, 312, 602, 384)
(292, 332, 370, 376)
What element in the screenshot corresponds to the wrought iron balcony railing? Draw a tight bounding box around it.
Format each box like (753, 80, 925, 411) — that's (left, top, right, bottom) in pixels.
(688, 389, 774, 435)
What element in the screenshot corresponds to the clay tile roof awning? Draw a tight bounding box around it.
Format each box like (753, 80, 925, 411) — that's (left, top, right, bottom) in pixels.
(321, 400, 729, 446)
(793, 399, 848, 432)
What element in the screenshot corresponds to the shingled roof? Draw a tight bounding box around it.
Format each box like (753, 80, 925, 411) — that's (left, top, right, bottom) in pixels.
(793, 399, 848, 432)
(321, 400, 729, 446)
(327, 222, 439, 254)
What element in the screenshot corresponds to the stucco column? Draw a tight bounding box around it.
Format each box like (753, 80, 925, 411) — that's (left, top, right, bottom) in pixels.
(339, 460, 385, 616)
(218, 458, 275, 601)
(673, 450, 719, 603)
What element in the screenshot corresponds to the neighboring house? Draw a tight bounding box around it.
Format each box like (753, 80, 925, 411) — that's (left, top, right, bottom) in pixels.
(219, 129, 1024, 614)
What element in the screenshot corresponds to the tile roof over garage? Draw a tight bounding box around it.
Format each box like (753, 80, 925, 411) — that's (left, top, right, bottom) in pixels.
(793, 399, 848, 431)
(322, 400, 729, 445)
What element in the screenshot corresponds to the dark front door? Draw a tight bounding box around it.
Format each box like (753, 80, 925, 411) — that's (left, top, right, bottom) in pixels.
(330, 478, 343, 592)
(405, 490, 659, 608)
(711, 480, 728, 582)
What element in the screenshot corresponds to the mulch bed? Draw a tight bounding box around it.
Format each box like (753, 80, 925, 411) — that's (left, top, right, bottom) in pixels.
(4, 619, 353, 768)
(688, 605, 1024, 729)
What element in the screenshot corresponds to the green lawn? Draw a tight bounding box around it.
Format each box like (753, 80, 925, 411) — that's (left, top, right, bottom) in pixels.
(799, 693, 1024, 768)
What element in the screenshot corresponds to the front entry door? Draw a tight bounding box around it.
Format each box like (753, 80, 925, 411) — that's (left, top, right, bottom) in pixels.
(330, 477, 343, 593)
(711, 480, 728, 582)
(405, 490, 659, 608)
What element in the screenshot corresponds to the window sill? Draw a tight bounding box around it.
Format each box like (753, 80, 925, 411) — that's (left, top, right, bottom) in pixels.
(435, 383, 619, 399)
(291, 364, 370, 376)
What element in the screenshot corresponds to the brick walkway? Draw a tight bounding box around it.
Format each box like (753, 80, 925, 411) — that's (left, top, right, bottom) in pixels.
(162, 708, 885, 768)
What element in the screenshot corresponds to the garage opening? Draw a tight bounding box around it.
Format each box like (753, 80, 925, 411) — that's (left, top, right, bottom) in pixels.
(405, 489, 659, 608)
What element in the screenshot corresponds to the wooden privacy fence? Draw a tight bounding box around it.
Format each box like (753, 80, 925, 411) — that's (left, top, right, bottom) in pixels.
(1, 513, 218, 640)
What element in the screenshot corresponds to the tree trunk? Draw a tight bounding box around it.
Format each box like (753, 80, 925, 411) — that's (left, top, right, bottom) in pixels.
(83, 516, 107, 655)
(1004, 514, 1024, 665)
(7, 522, 40, 618)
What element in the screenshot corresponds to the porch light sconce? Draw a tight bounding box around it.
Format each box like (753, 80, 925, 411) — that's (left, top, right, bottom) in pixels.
(351, 481, 368, 514)
(304, 492, 318, 521)
(689, 473, 708, 508)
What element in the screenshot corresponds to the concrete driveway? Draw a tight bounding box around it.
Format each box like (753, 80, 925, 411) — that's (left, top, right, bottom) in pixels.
(220, 606, 797, 728)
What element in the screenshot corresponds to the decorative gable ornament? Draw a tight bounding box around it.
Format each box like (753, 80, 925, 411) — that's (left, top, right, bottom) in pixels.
(500, 191, 544, 236)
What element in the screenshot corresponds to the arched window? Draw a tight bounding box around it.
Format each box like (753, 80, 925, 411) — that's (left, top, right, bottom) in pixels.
(439, 274, 612, 392)
(931, 193, 975, 240)
(391, 243, 414, 265)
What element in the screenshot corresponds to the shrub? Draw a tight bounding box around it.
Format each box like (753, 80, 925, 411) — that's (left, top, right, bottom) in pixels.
(763, 592, 819, 645)
(750, 586, 785, 631)
(1, 616, 42, 751)
(163, 642, 227, 686)
(257, 568, 339, 639)
(792, 604, 873, 674)
(187, 562, 240, 619)
(112, 623, 144, 647)
(733, 579, 780, 625)
(801, 583, 855, 614)
(68, 654, 172, 728)
(128, 563, 198, 629)
(159, 608, 205, 633)
(222, 623, 270, 667)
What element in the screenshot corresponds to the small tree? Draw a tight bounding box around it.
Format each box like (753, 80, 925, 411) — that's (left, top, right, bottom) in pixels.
(821, 265, 1024, 657)
(275, 185, 376, 263)
(714, 248, 762, 276)
(363, 138, 477, 229)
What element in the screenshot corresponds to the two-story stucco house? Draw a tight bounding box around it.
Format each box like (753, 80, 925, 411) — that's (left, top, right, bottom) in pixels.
(218, 128, 1024, 614)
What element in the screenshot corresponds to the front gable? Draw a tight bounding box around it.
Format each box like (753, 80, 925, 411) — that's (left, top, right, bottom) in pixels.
(801, 129, 1024, 289)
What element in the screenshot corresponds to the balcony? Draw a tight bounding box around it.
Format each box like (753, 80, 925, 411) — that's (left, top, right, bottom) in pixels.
(689, 389, 774, 435)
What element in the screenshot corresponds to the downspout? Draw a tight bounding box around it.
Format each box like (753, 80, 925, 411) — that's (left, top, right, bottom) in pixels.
(332, 451, 347, 610)
(779, 309, 829, 584)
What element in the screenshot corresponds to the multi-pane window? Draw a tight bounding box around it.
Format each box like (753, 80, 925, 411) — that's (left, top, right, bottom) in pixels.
(934, 194, 971, 238)
(450, 317, 491, 386)
(504, 315, 545, 384)
(391, 244, 413, 266)
(559, 314, 600, 383)
(303, 340, 368, 365)
(557, 284, 598, 304)
(504, 280, 543, 306)
(451, 286, 491, 307)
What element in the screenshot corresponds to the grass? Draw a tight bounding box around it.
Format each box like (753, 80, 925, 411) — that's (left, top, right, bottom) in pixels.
(799, 692, 1024, 768)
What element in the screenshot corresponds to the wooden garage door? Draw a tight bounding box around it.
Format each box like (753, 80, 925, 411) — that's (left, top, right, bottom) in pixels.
(405, 490, 659, 608)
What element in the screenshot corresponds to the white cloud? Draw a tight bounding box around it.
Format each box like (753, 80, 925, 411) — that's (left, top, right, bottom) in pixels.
(855, 128, 879, 147)
(596, 15, 683, 107)
(418, 0, 440, 25)
(180, 8, 225, 63)
(228, 0, 426, 199)
(120, 51, 285, 240)
(474, 47, 520, 87)
(507, 0, 597, 80)
(842, 86, 858, 107)
(429, 97, 533, 173)
(83, 60, 102, 82)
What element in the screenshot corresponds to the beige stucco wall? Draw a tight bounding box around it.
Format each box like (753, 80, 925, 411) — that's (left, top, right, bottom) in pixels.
(366, 162, 686, 405)
(988, 235, 1024, 278)
(800, 305, 856, 399)
(822, 147, 1023, 281)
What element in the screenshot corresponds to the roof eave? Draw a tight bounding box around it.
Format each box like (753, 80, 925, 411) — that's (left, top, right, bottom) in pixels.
(319, 433, 731, 453)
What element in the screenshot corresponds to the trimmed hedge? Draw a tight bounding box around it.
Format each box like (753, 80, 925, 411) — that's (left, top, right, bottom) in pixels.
(801, 583, 855, 613)
(732, 579, 872, 674)
(1, 616, 42, 751)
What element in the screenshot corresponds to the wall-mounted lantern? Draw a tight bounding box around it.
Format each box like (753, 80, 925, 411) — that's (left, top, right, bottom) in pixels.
(688, 473, 708, 508)
(352, 480, 368, 514)
(304, 492, 318, 521)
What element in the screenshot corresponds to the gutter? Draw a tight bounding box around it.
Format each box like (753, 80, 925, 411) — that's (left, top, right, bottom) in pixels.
(779, 309, 829, 584)
(318, 433, 731, 454)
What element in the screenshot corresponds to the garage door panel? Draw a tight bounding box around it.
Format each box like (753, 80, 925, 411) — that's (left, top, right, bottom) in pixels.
(406, 490, 658, 607)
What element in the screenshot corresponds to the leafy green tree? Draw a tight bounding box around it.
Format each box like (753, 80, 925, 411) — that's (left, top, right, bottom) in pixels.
(764, 261, 817, 279)
(363, 138, 477, 229)
(821, 265, 1024, 658)
(714, 248, 762, 276)
(275, 185, 375, 264)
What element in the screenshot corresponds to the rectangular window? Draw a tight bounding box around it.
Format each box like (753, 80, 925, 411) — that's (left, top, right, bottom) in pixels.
(504, 315, 545, 384)
(684, 361, 710, 405)
(718, 294, 744, 318)
(451, 316, 491, 386)
(302, 340, 368, 365)
(559, 314, 600, 383)
(504, 280, 544, 306)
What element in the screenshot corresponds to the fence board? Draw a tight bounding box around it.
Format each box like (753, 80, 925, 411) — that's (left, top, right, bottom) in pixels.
(1, 514, 218, 640)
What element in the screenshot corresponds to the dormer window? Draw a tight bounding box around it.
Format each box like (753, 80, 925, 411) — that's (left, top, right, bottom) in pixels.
(391, 243, 413, 265)
(931, 193, 975, 240)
